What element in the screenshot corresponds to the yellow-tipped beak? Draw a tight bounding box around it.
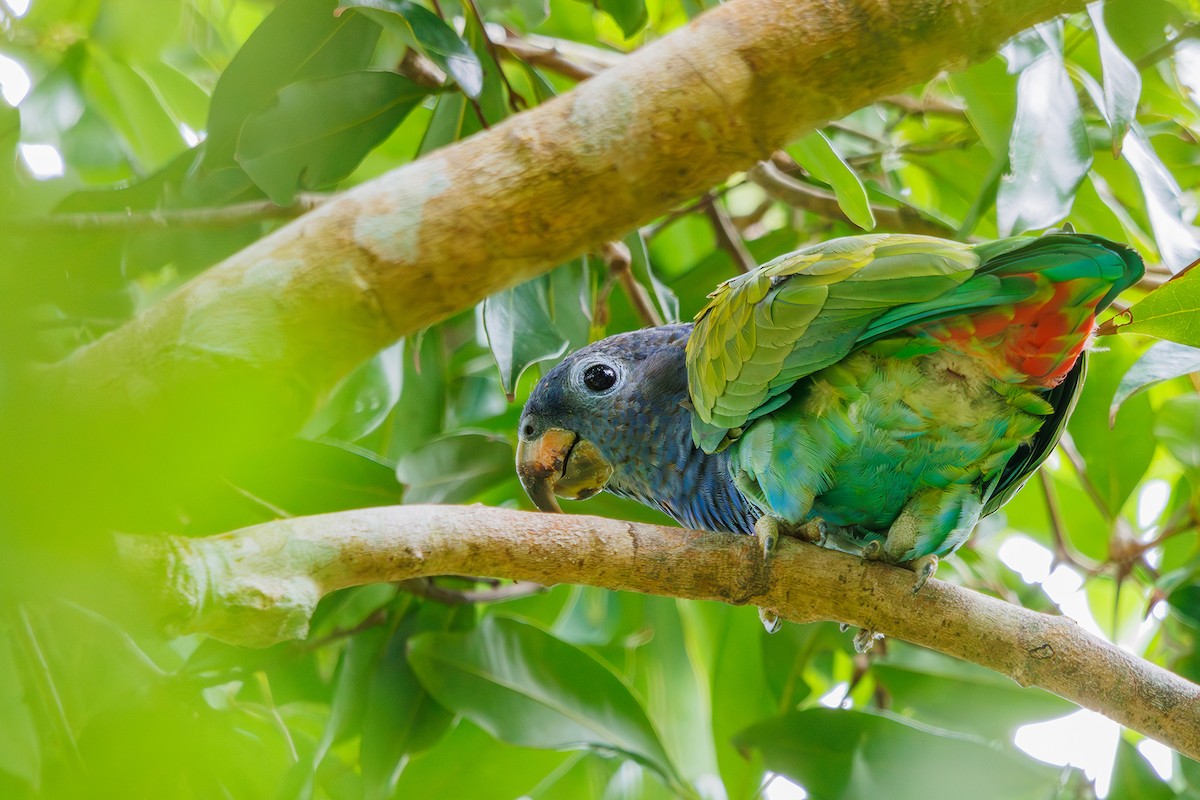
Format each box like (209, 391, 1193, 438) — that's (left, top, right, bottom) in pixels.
(516, 427, 613, 513)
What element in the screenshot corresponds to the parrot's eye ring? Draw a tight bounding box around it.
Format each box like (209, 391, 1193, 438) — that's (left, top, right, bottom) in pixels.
(582, 363, 619, 393)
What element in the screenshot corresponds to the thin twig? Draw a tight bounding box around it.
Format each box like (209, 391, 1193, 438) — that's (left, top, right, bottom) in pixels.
(398, 577, 547, 605)
(748, 160, 957, 237)
(702, 194, 756, 273)
(1057, 435, 1113, 521)
(1039, 471, 1101, 573)
(4, 195, 330, 232)
(600, 241, 664, 327)
(494, 31, 602, 82)
(465, 0, 527, 111)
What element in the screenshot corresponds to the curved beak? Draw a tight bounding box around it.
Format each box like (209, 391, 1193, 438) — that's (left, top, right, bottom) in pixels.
(516, 427, 613, 513)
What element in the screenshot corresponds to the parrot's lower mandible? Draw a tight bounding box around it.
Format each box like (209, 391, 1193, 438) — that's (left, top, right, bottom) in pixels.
(515, 232, 1143, 645)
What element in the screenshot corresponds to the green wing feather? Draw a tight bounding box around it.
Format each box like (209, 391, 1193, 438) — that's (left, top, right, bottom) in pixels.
(687, 234, 979, 451)
(686, 232, 1142, 453)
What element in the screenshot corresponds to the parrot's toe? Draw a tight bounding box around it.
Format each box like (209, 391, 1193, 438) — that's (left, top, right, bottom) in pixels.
(758, 607, 782, 634)
(795, 517, 827, 544)
(852, 628, 882, 653)
(753, 515, 780, 562)
(861, 539, 885, 561)
(908, 554, 939, 594)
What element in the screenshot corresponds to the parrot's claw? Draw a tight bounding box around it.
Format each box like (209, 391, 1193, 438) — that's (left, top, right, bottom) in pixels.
(758, 607, 782, 634)
(907, 554, 939, 594)
(753, 515, 780, 562)
(852, 628, 882, 653)
(861, 539, 885, 561)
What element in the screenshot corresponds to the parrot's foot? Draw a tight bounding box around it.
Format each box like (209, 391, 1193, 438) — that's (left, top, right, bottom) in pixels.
(852, 628, 882, 653)
(860, 541, 939, 594)
(758, 607, 782, 634)
(753, 516, 782, 634)
(753, 515, 780, 561)
(795, 517, 828, 545)
(907, 554, 939, 594)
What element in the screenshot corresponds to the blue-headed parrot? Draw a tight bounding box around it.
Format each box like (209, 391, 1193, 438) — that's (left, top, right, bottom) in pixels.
(515, 232, 1142, 644)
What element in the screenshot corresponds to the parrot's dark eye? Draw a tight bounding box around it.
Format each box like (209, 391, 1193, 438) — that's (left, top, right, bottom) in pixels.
(582, 363, 618, 393)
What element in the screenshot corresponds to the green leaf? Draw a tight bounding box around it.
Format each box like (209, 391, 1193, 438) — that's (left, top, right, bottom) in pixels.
(948, 57, 1016, 158)
(302, 342, 405, 442)
(626, 231, 680, 324)
(1121, 130, 1200, 271)
(1087, 3, 1141, 156)
(204, 0, 381, 167)
(873, 651, 1075, 739)
(0, 101, 19, 212)
(483, 261, 591, 399)
(338, 0, 483, 98)
(418, 91, 480, 155)
(407, 616, 683, 788)
(84, 50, 185, 168)
(237, 71, 429, 205)
(90, 0, 183, 61)
(1107, 739, 1176, 800)
(1119, 265, 1200, 346)
(787, 131, 875, 231)
(997, 47, 1092, 234)
(1155, 395, 1200, 470)
(596, 0, 648, 38)
(393, 718, 572, 798)
(734, 708, 1057, 800)
(1169, 584, 1200, 628)
(395, 431, 513, 504)
(0, 626, 40, 790)
(1067, 338, 1156, 517)
(1110, 340, 1200, 424)
(361, 606, 467, 800)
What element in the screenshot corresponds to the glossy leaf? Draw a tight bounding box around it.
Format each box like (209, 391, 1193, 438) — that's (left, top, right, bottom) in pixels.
(1119, 266, 1200, 347)
(627, 231, 680, 325)
(1122, 130, 1200, 272)
(302, 342, 405, 443)
(338, 0, 483, 98)
(204, 0, 381, 167)
(872, 650, 1075, 738)
(0, 102, 18, 211)
(997, 48, 1092, 235)
(1154, 395, 1200, 470)
(788, 130, 875, 231)
(596, 0, 648, 38)
(1067, 338, 1156, 517)
(1108, 740, 1177, 800)
(482, 261, 591, 399)
(735, 708, 1057, 800)
(1110, 340, 1200, 424)
(395, 431, 514, 504)
(1088, 3, 1141, 156)
(0, 626, 40, 790)
(407, 616, 683, 787)
(237, 71, 429, 204)
(361, 606, 467, 799)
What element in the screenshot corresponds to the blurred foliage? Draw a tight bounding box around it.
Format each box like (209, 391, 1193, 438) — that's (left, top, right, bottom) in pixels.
(1, 0, 1200, 797)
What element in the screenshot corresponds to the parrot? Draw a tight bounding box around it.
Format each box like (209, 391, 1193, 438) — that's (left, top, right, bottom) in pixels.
(515, 232, 1142, 643)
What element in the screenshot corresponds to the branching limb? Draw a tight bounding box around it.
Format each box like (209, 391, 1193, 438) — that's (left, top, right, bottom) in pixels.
(748, 161, 958, 237)
(116, 505, 1200, 760)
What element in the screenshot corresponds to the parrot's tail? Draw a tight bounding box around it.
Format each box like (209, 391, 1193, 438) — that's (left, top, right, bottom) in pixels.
(919, 233, 1144, 388)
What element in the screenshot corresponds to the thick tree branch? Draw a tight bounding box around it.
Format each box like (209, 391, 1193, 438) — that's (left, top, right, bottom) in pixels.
(21, 0, 1084, 501)
(116, 505, 1200, 760)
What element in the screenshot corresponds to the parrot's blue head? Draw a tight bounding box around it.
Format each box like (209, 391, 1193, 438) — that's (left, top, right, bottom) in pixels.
(516, 324, 693, 513)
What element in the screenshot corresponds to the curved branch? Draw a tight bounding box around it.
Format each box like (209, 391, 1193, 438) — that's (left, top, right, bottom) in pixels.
(117, 505, 1200, 760)
(23, 0, 1084, 501)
